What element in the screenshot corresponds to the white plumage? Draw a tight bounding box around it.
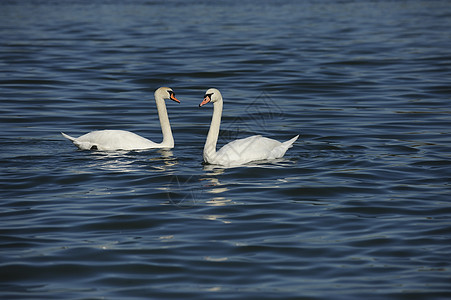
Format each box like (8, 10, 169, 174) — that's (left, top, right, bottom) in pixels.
(199, 88, 299, 166)
(61, 87, 180, 151)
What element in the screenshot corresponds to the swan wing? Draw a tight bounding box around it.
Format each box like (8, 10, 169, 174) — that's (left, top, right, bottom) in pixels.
(212, 135, 299, 166)
(214, 135, 290, 166)
(63, 130, 159, 151)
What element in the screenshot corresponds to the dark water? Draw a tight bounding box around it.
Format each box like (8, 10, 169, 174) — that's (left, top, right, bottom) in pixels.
(1, 0, 451, 299)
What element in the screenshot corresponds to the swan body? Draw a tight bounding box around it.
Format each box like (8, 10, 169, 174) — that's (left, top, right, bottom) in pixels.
(62, 87, 180, 151)
(199, 88, 299, 166)
(61, 130, 160, 151)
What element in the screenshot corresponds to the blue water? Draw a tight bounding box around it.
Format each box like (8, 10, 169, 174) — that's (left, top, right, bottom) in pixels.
(1, 0, 451, 299)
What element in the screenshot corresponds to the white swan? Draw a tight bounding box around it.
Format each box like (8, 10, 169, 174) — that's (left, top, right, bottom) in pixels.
(61, 87, 180, 151)
(199, 88, 299, 166)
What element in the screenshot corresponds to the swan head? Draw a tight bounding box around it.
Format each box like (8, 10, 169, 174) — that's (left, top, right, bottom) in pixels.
(155, 87, 180, 103)
(199, 88, 222, 107)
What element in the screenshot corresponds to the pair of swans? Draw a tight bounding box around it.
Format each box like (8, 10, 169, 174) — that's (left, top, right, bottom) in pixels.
(62, 87, 299, 166)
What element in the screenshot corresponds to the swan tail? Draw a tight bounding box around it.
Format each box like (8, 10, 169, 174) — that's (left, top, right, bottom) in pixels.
(61, 132, 92, 150)
(269, 135, 299, 159)
(282, 135, 300, 149)
(61, 132, 76, 142)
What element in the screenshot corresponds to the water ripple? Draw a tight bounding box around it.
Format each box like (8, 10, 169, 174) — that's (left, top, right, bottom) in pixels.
(1, 0, 451, 299)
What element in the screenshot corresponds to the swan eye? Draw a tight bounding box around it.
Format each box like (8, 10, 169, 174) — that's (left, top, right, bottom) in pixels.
(204, 93, 213, 98)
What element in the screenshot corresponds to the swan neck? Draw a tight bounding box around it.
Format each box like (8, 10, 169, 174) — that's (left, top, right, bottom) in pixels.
(155, 95, 173, 147)
(204, 99, 223, 161)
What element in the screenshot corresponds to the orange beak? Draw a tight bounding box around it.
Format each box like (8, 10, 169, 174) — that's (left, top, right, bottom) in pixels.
(199, 95, 211, 107)
(170, 93, 180, 103)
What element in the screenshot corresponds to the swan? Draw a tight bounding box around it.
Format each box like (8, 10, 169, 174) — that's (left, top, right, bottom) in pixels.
(61, 87, 180, 151)
(199, 88, 299, 166)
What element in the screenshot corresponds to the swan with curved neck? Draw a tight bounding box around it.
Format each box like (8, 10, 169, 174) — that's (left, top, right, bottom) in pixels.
(61, 87, 180, 151)
(199, 88, 299, 166)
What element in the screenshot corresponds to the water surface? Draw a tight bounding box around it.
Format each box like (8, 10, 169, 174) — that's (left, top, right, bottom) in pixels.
(1, 0, 451, 299)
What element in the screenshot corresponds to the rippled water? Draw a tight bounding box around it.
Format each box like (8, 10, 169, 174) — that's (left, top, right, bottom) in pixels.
(1, 0, 451, 299)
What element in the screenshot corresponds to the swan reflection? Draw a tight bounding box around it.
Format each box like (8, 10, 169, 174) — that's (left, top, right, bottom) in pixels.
(162, 164, 235, 208)
(87, 149, 177, 173)
(148, 149, 178, 171)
